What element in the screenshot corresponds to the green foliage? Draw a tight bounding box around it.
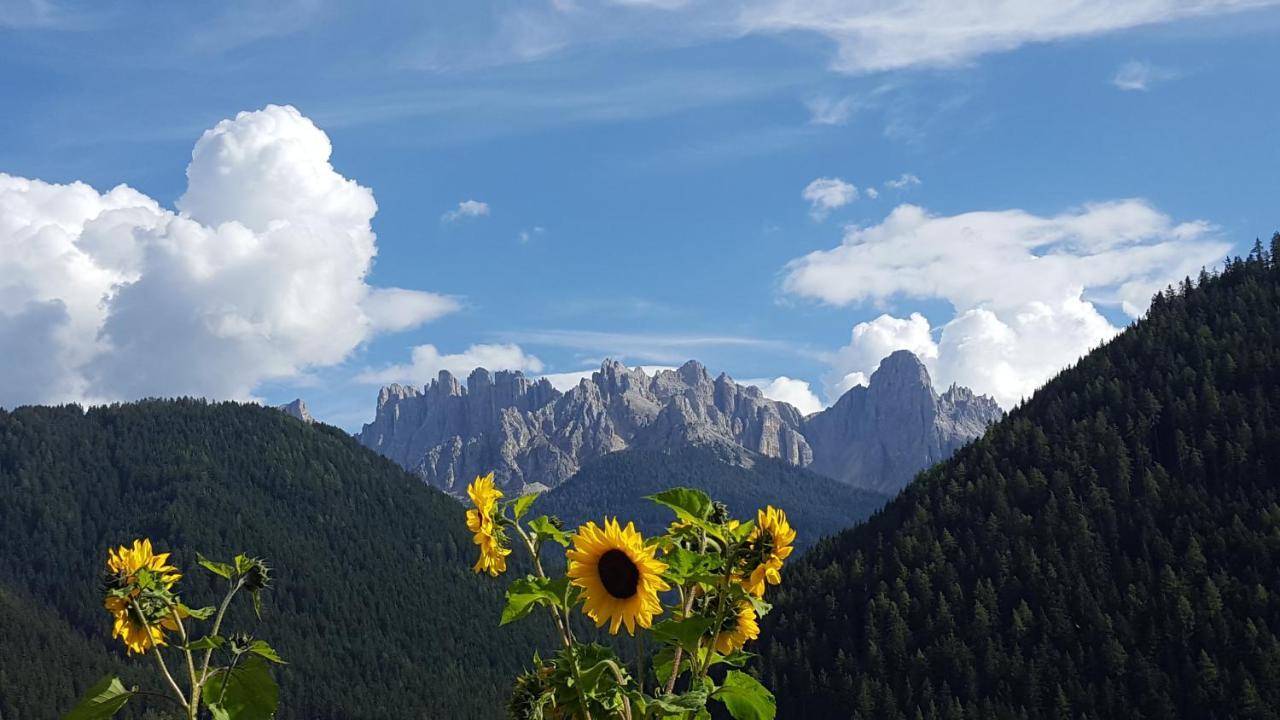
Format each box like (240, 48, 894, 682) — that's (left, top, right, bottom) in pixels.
(64, 676, 134, 720)
(758, 238, 1280, 718)
(0, 400, 548, 719)
(481, 477, 784, 718)
(501, 576, 571, 626)
(712, 671, 775, 720)
(205, 657, 278, 720)
(646, 487, 715, 522)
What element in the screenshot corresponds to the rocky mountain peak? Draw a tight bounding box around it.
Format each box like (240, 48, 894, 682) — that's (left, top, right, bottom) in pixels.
(868, 349, 933, 391)
(357, 352, 1001, 498)
(276, 398, 314, 423)
(803, 350, 1002, 494)
(376, 383, 420, 409)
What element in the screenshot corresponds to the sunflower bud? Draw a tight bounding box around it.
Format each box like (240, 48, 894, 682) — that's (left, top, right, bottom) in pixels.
(238, 557, 272, 592)
(507, 664, 555, 720)
(227, 632, 255, 655)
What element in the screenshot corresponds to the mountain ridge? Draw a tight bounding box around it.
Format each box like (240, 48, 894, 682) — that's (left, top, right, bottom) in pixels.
(358, 351, 1002, 497)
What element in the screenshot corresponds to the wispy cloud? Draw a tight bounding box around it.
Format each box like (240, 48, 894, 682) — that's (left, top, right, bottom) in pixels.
(1112, 60, 1178, 91)
(0, 0, 83, 29)
(806, 95, 859, 125)
(499, 329, 799, 365)
(518, 226, 546, 244)
(885, 173, 921, 190)
(416, 1, 1280, 76)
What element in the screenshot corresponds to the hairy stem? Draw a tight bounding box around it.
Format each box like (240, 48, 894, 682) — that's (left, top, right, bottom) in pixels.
(168, 602, 201, 715)
(664, 585, 700, 695)
(512, 521, 575, 649)
(131, 599, 188, 711)
(199, 578, 245, 684)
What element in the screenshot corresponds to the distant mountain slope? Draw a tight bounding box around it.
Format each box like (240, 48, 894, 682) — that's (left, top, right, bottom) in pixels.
(0, 401, 546, 720)
(757, 241, 1280, 718)
(358, 354, 1000, 497)
(539, 445, 890, 550)
(805, 350, 1001, 494)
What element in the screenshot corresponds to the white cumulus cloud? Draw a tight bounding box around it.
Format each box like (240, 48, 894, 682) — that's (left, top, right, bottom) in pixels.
(0, 104, 455, 406)
(441, 199, 491, 223)
(740, 376, 824, 415)
(802, 177, 857, 220)
(357, 343, 544, 386)
(827, 312, 938, 397)
(785, 201, 1230, 407)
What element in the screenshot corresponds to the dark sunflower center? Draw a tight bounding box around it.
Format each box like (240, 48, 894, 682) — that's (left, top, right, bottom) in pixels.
(598, 549, 640, 599)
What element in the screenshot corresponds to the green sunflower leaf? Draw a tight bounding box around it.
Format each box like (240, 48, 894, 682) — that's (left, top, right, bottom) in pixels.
(511, 492, 540, 520)
(184, 604, 217, 620)
(646, 487, 713, 522)
(712, 670, 775, 720)
(197, 552, 233, 579)
(528, 515, 571, 547)
(500, 576, 568, 625)
(648, 687, 709, 712)
(661, 547, 720, 585)
(746, 595, 772, 619)
(204, 656, 279, 720)
(185, 635, 225, 651)
(650, 616, 718, 651)
(248, 639, 287, 664)
(63, 674, 133, 720)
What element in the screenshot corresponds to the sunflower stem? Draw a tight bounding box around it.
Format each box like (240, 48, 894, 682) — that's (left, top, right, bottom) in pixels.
(697, 538, 739, 681)
(131, 598, 189, 712)
(168, 601, 202, 716)
(199, 577, 246, 685)
(664, 584, 700, 695)
(635, 631, 646, 693)
(216, 652, 243, 706)
(512, 521, 575, 649)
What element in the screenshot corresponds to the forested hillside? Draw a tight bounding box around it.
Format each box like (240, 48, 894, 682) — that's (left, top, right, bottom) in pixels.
(541, 445, 888, 549)
(757, 237, 1280, 718)
(0, 401, 549, 720)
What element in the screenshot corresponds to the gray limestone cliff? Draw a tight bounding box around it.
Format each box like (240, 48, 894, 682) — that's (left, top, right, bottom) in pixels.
(276, 398, 314, 423)
(803, 350, 1003, 494)
(357, 359, 811, 494)
(358, 352, 1001, 496)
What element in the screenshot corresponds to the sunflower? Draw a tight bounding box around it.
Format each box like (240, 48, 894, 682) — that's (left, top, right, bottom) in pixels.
(466, 473, 510, 576)
(713, 601, 760, 655)
(741, 506, 795, 597)
(105, 538, 182, 589)
(102, 538, 184, 654)
(567, 519, 670, 635)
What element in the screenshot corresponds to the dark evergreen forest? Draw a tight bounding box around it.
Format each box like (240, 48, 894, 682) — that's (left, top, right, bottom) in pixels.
(757, 236, 1280, 719)
(0, 401, 549, 719)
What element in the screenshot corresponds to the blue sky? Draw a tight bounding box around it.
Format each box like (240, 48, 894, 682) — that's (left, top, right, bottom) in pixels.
(1, 0, 1278, 429)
